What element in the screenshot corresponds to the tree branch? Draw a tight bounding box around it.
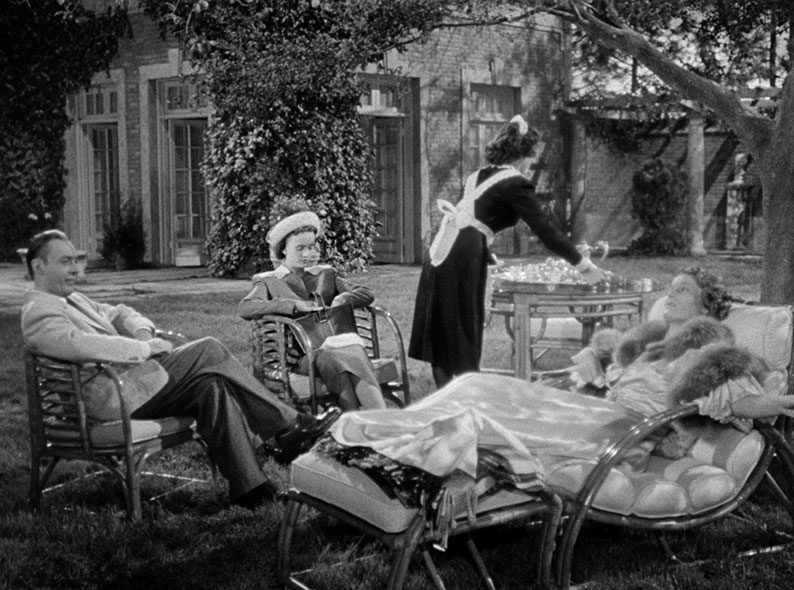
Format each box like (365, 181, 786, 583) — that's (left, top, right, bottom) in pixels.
(553, 0, 774, 153)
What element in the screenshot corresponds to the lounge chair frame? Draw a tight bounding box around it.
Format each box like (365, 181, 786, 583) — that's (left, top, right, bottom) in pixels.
(554, 303, 794, 588)
(278, 486, 563, 590)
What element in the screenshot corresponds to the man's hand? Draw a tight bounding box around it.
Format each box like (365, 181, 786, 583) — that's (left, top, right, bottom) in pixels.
(147, 338, 173, 358)
(134, 327, 155, 341)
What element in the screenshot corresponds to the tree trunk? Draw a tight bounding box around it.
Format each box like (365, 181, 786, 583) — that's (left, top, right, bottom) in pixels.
(758, 59, 794, 303)
(759, 126, 794, 303)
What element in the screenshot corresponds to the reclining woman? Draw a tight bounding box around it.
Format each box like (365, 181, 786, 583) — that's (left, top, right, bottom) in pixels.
(239, 211, 386, 411)
(323, 267, 794, 482)
(574, 266, 788, 423)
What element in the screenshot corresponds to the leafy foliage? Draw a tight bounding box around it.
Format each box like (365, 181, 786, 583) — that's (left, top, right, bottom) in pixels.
(0, 0, 127, 261)
(559, 0, 793, 100)
(628, 158, 689, 256)
(142, 0, 455, 275)
(100, 199, 146, 269)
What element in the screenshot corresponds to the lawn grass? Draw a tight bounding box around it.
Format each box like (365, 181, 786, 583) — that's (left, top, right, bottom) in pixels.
(1, 253, 792, 589)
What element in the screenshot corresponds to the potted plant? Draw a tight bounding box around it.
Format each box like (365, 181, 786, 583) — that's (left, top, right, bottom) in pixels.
(99, 199, 146, 270)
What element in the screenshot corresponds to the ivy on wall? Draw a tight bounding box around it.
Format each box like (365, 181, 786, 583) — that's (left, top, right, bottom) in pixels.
(0, 0, 127, 261)
(142, 0, 451, 275)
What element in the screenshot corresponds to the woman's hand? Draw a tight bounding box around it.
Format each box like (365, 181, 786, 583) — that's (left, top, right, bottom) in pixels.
(330, 294, 350, 307)
(579, 264, 606, 285)
(294, 300, 323, 313)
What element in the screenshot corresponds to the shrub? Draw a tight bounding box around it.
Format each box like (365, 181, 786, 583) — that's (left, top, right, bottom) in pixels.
(627, 158, 689, 256)
(142, 0, 450, 276)
(100, 199, 146, 269)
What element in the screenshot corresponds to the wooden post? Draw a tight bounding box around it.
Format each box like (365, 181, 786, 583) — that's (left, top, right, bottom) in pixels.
(687, 112, 707, 255)
(569, 118, 587, 244)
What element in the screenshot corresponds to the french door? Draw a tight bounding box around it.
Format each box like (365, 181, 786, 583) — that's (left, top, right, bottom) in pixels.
(167, 118, 208, 266)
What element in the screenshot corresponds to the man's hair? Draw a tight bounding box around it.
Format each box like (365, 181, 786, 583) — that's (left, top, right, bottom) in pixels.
(26, 230, 69, 278)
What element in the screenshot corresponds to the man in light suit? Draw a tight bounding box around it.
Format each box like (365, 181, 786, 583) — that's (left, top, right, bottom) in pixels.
(21, 230, 340, 509)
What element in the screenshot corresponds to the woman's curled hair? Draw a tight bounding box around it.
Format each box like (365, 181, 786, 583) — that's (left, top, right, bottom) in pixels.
(681, 266, 732, 320)
(484, 119, 540, 165)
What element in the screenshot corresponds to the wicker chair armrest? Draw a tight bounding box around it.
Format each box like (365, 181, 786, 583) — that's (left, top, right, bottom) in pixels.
(256, 314, 316, 363)
(368, 305, 405, 354)
(252, 314, 323, 412)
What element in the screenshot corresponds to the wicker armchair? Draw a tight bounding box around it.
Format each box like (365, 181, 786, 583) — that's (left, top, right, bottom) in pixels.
(250, 305, 410, 414)
(26, 330, 214, 520)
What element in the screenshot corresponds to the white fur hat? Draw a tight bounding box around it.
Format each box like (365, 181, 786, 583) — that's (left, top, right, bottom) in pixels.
(266, 211, 322, 260)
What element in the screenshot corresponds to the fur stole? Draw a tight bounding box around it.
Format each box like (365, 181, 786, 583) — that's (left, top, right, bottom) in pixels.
(612, 316, 733, 367)
(644, 316, 734, 363)
(613, 320, 668, 367)
(668, 343, 770, 407)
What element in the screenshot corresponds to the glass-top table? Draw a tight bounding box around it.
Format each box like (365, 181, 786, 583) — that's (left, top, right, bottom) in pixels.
(489, 275, 664, 380)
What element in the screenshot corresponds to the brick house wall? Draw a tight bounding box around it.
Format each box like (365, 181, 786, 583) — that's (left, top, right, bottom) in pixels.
(376, 16, 570, 258)
(570, 124, 759, 252)
(63, 8, 570, 266)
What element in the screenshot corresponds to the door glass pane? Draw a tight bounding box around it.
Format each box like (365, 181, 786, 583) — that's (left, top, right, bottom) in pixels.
(170, 119, 208, 241)
(88, 124, 120, 245)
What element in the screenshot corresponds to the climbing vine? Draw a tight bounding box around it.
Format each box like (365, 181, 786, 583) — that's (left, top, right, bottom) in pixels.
(142, 0, 452, 275)
(0, 0, 127, 260)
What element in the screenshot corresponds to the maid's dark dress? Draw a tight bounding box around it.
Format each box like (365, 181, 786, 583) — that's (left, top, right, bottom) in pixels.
(408, 166, 582, 377)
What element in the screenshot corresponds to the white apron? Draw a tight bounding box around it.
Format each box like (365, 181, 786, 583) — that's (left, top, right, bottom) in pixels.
(428, 167, 522, 266)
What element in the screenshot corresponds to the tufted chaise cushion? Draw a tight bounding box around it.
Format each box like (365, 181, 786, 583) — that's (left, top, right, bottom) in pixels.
(547, 302, 790, 518)
(545, 428, 764, 517)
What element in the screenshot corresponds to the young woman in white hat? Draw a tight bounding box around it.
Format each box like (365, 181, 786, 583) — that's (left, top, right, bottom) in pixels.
(238, 211, 386, 410)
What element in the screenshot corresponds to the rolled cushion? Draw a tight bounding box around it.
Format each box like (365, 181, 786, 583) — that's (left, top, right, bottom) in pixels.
(722, 305, 792, 371)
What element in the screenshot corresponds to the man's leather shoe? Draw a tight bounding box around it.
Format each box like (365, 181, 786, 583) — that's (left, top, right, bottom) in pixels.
(275, 407, 342, 463)
(232, 480, 281, 510)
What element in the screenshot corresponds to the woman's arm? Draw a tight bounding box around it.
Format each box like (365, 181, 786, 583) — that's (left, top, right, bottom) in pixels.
(505, 178, 582, 266)
(331, 275, 374, 309)
(238, 281, 316, 319)
(731, 393, 794, 419)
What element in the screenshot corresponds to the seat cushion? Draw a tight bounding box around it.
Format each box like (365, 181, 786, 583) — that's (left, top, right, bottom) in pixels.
(545, 427, 764, 518)
(291, 450, 545, 534)
(89, 416, 196, 447)
(722, 305, 793, 371)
